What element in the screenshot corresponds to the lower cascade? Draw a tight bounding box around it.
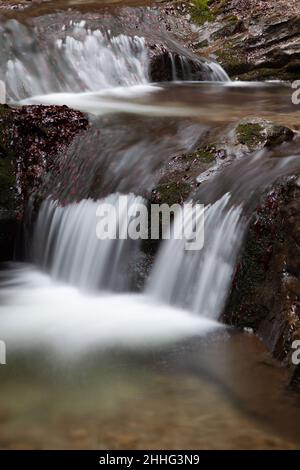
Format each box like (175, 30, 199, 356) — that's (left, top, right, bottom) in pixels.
(147, 194, 244, 318)
(32, 195, 145, 292)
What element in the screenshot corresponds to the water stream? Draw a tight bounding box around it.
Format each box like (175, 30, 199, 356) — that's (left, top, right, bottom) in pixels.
(1, 2, 300, 450)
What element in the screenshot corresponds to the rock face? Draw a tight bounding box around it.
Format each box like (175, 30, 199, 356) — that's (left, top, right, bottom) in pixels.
(160, 0, 300, 81)
(148, 42, 225, 82)
(220, 115, 300, 390)
(150, 130, 222, 207)
(212, 16, 300, 81)
(0, 104, 89, 261)
(224, 178, 300, 388)
(151, 118, 295, 207)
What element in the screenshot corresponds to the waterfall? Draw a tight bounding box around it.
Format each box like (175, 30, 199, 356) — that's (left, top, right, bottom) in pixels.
(1, 21, 149, 101)
(1, 9, 299, 358)
(147, 150, 300, 319)
(55, 27, 149, 90)
(29, 144, 300, 315)
(0, 19, 228, 102)
(32, 194, 145, 292)
(167, 52, 229, 82)
(147, 194, 244, 319)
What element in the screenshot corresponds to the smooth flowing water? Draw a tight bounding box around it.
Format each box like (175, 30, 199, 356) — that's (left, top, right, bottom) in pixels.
(1, 2, 300, 450)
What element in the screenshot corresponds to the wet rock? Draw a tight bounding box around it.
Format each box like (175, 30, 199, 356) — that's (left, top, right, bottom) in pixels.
(234, 119, 295, 152)
(219, 15, 300, 80)
(148, 41, 220, 82)
(224, 178, 300, 390)
(150, 137, 220, 206)
(150, 118, 294, 213)
(210, 16, 245, 40)
(0, 212, 20, 262)
(163, 1, 300, 81)
(0, 104, 89, 261)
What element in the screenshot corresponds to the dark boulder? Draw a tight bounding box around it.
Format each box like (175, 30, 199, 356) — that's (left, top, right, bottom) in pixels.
(0, 104, 89, 261)
(224, 178, 300, 390)
(148, 41, 223, 82)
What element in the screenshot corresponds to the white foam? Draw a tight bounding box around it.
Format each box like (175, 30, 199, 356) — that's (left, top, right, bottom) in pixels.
(0, 266, 221, 357)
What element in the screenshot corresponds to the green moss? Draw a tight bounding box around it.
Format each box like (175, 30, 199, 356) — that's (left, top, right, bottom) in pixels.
(0, 104, 9, 116)
(236, 123, 264, 147)
(154, 181, 192, 206)
(190, 0, 215, 26)
(194, 146, 215, 162)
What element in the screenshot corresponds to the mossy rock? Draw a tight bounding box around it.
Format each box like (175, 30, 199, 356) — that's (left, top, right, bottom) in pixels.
(0, 105, 19, 261)
(235, 120, 294, 150)
(236, 123, 265, 148)
(0, 105, 17, 211)
(223, 186, 286, 330)
(190, 0, 215, 26)
(187, 145, 216, 163)
(0, 103, 89, 261)
(193, 39, 209, 49)
(152, 181, 192, 206)
(210, 0, 228, 16)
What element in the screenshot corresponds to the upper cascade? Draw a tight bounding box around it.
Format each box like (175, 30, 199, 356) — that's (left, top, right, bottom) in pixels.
(0, 19, 229, 101)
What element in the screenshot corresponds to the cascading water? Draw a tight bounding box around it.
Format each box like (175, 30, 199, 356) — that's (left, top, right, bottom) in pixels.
(32, 195, 145, 292)
(0, 7, 299, 357)
(1, 21, 149, 100)
(147, 194, 244, 319)
(0, 18, 228, 104)
(0, 10, 232, 352)
(2, 1, 300, 452)
(147, 148, 300, 319)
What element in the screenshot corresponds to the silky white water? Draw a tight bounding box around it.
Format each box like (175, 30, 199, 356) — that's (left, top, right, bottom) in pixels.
(1, 19, 229, 104)
(0, 193, 222, 355)
(0, 265, 221, 355)
(1, 15, 298, 359)
(2, 21, 150, 100)
(3, 151, 299, 354)
(32, 195, 146, 291)
(147, 194, 244, 319)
